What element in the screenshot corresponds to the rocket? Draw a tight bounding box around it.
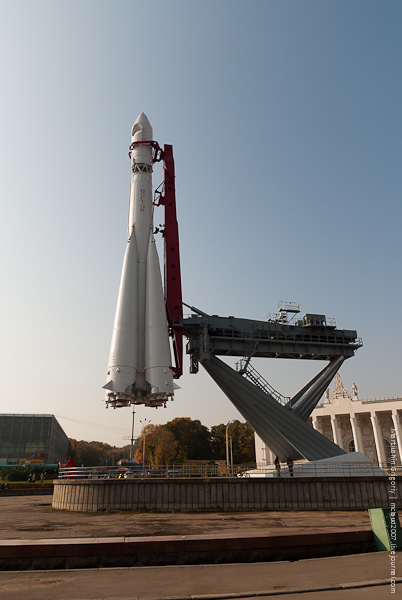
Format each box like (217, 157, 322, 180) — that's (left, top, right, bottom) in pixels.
(103, 113, 175, 408)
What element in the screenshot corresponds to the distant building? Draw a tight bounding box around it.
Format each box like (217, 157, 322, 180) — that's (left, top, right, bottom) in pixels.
(0, 414, 69, 466)
(255, 374, 401, 466)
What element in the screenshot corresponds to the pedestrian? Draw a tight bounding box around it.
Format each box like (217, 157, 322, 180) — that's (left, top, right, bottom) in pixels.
(287, 455, 294, 477)
(274, 456, 281, 477)
(64, 456, 77, 479)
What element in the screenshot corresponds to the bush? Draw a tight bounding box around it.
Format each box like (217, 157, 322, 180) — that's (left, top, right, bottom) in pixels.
(2, 466, 33, 482)
(0, 468, 9, 481)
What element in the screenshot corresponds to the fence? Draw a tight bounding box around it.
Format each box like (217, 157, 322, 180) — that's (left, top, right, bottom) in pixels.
(58, 464, 252, 479)
(57, 460, 395, 480)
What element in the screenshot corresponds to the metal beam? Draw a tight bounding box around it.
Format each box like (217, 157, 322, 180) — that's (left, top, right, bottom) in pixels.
(200, 354, 346, 462)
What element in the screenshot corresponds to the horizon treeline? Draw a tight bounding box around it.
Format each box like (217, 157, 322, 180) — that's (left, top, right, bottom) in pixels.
(67, 418, 256, 467)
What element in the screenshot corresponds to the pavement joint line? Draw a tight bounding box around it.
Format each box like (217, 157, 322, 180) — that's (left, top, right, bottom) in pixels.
(135, 579, 402, 600)
(54, 579, 402, 600)
(63, 578, 402, 600)
(151, 577, 402, 600)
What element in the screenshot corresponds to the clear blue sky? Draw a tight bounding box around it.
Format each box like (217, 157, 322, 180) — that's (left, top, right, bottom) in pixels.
(1, 0, 401, 446)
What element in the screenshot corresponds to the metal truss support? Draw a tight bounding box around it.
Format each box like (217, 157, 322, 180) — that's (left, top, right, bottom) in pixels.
(290, 356, 345, 420)
(199, 354, 346, 462)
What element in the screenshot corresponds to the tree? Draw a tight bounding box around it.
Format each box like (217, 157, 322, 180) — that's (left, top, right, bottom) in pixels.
(133, 424, 180, 465)
(210, 424, 227, 460)
(210, 420, 255, 463)
(165, 417, 211, 461)
(2, 466, 32, 481)
(68, 439, 128, 467)
(133, 423, 160, 464)
(151, 428, 178, 465)
(63, 418, 255, 468)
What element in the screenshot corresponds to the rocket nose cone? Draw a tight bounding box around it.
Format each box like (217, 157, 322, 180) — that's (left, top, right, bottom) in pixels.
(132, 112, 153, 140)
(135, 112, 151, 126)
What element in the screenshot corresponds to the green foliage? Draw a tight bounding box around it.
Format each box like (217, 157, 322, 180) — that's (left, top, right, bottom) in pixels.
(134, 423, 159, 465)
(165, 417, 211, 461)
(134, 424, 180, 466)
(210, 424, 226, 459)
(210, 420, 255, 463)
(2, 466, 32, 481)
(68, 439, 135, 467)
(150, 427, 178, 465)
(0, 468, 9, 480)
(64, 418, 255, 467)
(134, 418, 212, 465)
(232, 420, 256, 463)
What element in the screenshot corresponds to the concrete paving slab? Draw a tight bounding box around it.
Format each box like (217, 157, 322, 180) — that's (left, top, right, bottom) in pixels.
(0, 495, 400, 598)
(0, 553, 399, 600)
(0, 496, 378, 540)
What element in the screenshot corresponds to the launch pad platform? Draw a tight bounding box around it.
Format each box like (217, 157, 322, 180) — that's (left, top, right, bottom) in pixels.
(176, 309, 363, 463)
(179, 312, 362, 363)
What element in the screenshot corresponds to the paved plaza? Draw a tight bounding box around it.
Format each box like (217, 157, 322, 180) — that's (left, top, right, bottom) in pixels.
(0, 496, 399, 599)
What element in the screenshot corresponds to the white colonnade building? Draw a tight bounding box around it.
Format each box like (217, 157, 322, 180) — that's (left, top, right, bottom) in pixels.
(255, 373, 401, 466)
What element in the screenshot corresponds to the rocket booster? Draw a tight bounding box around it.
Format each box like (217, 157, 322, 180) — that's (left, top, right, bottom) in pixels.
(104, 113, 174, 408)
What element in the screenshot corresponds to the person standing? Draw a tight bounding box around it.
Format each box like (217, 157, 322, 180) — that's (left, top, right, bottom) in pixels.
(64, 456, 77, 479)
(274, 456, 281, 477)
(287, 455, 294, 477)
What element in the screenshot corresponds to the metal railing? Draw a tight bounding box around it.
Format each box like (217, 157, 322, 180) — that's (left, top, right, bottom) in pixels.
(177, 315, 359, 347)
(235, 359, 290, 405)
(238, 461, 397, 478)
(211, 328, 359, 346)
(58, 464, 253, 479)
(58, 460, 398, 480)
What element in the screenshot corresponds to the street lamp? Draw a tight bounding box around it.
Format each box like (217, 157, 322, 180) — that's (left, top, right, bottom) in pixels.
(122, 405, 137, 461)
(139, 418, 151, 475)
(129, 405, 136, 460)
(226, 421, 234, 476)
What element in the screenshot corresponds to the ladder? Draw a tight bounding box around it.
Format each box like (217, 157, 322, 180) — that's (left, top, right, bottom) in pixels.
(236, 358, 290, 407)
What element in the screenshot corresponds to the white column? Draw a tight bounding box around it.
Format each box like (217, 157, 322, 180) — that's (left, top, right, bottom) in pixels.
(391, 411, 402, 463)
(266, 447, 275, 465)
(331, 416, 342, 448)
(312, 418, 321, 433)
(254, 433, 266, 465)
(370, 414, 387, 464)
(350, 416, 364, 453)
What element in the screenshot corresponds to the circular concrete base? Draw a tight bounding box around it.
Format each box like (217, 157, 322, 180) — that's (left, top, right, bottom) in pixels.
(52, 476, 396, 512)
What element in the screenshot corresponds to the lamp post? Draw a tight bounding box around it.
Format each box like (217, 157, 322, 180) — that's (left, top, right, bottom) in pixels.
(226, 421, 234, 476)
(230, 435, 233, 475)
(123, 404, 137, 462)
(122, 406, 137, 462)
(139, 418, 151, 475)
(129, 406, 136, 460)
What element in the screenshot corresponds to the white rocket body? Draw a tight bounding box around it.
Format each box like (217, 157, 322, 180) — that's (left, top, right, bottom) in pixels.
(104, 113, 174, 408)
